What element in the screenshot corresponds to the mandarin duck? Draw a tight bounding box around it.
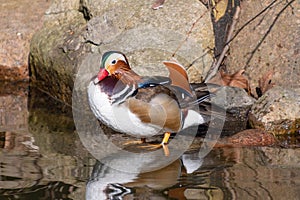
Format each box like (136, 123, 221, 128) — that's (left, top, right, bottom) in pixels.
(88, 51, 212, 155)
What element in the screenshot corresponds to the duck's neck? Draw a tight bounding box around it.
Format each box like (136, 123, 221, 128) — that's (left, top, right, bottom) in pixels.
(116, 69, 142, 86)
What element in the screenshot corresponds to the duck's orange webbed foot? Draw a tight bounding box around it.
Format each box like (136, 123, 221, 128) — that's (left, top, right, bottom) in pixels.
(122, 133, 171, 156)
(160, 132, 171, 156)
(141, 132, 171, 156)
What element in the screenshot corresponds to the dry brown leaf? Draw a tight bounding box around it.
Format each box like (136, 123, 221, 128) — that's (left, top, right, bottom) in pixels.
(258, 70, 275, 95)
(152, 0, 165, 10)
(208, 69, 251, 92)
(212, 0, 228, 22)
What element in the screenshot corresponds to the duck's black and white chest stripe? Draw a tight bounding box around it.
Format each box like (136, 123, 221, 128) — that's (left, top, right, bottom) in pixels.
(96, 76, 137, 105)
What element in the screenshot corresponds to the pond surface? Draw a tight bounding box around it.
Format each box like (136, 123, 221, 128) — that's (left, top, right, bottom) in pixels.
(0, 82, 300, 200)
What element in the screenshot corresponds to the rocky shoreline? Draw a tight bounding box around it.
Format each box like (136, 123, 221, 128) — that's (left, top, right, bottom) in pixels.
(1, 0, 299, 141)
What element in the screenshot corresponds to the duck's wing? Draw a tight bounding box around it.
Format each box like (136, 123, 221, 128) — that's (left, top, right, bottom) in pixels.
(163, 61, 193, 96)
(137, 76, 171, 88)
(127, 84, 183, 132)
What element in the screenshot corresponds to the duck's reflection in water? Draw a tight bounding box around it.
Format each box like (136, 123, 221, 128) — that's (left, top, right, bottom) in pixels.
(86, 150, 203, 199)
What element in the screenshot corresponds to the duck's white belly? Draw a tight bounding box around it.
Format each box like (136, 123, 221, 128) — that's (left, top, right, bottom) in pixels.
(88, 82, 162, 138)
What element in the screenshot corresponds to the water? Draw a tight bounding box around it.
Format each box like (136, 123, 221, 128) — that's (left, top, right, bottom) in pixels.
(0, 82, 300, 200)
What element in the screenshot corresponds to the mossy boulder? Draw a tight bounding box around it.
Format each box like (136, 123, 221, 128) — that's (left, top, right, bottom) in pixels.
(29, 0, 214, 105)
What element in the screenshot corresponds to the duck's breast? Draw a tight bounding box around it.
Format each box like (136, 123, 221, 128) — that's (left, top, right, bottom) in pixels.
(88, 79, 162, 137)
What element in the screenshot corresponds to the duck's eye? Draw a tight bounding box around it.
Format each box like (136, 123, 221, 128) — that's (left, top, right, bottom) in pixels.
(111, 60, 117, 64)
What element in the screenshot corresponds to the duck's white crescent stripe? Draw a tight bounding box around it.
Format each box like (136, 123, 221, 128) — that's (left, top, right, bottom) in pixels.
(112, 85, 137, 105)
(111, 84, 130, 99)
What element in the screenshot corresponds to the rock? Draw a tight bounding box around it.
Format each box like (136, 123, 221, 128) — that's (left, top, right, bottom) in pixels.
(0, 0, 51, 81)
(211, 86, 256, 134)
(249, 86, 300, 135)
(226, 0, 300, 93)
(29, 0, 215, 105)
(211, 86, 255, 110)
(29, 0, 86, 104)
(276, 132, 300, 148)
(223, 129, 276, 147)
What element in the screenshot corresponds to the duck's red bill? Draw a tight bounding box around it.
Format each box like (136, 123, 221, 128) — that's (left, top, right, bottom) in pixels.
(94, 68, 109, 84)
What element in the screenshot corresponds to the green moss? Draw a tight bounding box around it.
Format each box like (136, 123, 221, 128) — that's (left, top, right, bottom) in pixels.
(269, 118, 300, 135)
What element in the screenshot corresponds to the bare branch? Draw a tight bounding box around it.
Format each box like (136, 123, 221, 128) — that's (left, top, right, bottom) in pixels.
(205, 6, 241, 82)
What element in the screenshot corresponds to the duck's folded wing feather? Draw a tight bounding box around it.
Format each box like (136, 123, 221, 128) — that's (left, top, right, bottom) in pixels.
(137, 76, 171, 88)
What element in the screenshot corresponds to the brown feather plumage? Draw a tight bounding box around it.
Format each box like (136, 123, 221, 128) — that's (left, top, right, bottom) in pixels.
(163, 61, 193, 95)
(127, 87, 182, 132)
